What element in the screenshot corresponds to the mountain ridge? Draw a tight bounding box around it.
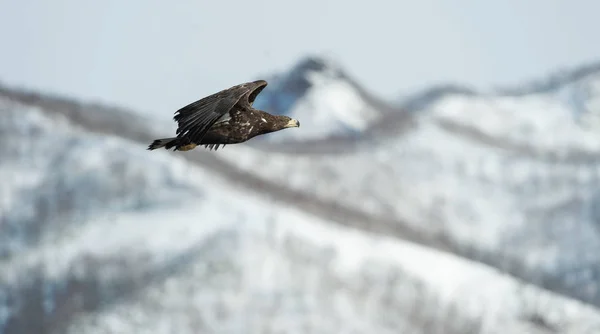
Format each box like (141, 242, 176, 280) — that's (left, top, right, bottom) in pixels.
(2, 54, 600, 311)
(5, 96, 600, 333)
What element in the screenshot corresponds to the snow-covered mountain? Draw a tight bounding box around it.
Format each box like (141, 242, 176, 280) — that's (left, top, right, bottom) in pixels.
(251, 57, 389, 141)
(5, 93, 597, 334)
(3, 56, 600, 333)
(219, 58, 600, 306)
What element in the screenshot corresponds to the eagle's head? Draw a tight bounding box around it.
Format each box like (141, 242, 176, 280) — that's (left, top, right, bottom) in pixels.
(277, 115, 300, 129)
(258, 114, 300, 137)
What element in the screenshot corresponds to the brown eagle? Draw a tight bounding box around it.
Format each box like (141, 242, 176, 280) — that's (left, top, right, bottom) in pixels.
(147, 80, 300, 152)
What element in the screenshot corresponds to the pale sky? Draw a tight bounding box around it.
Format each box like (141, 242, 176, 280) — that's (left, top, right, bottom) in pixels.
(0, 0, 599, 118)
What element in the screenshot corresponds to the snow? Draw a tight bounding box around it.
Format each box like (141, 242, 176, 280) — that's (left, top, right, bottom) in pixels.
(260, 58, 382, 141)
(1, 95, 598, 334)
(297, 69, 376, 128)
(56, 197, 600, 333)
(212, 68, 600, 308)
(216, 121, 525, 250)
(429, 90, 600, 153)
(0, 100, 204, 263)
(0, 100, 70, 202)
(3, 58, 600, 333)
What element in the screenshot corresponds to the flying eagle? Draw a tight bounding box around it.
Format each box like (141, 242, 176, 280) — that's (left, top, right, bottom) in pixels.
(147, 80, 299, 152)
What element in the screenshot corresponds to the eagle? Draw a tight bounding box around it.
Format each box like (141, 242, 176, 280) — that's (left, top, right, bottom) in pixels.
(147, 80, 299, 152)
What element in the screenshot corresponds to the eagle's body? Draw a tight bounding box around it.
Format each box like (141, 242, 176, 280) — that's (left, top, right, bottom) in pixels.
(147, 80, 299, 152)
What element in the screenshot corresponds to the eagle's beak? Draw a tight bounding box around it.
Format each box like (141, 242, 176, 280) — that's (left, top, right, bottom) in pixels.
(285, 119, 300, 128)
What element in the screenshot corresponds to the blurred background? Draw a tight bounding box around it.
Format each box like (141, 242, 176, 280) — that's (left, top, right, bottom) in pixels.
(2, 0, 600, 333)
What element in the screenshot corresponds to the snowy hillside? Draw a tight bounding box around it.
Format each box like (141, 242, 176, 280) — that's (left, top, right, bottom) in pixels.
(4, 95, 600, 333)
(215, 59, 600, 307)
(251, 57, 386, 141)
(3, 57, 600, 333)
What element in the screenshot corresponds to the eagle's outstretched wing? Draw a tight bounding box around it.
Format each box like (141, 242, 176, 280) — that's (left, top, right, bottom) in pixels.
(173, 80, 267, 143)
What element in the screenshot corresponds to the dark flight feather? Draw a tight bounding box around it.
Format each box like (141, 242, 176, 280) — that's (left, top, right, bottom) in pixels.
(173, 80, 267, 143)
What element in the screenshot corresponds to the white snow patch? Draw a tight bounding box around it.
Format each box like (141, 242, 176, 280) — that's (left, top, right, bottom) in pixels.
(61, 198, 600, 334)
(275, 69, 380, 140)
(430, 94, 600, 152)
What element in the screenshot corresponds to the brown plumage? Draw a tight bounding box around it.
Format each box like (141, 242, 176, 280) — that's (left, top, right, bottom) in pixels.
(147, 80, 300, 152)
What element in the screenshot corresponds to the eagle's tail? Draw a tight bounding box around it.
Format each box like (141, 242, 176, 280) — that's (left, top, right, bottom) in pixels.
(147, 137, 178, 150)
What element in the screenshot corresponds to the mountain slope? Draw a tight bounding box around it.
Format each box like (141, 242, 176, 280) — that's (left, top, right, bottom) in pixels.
(3, 56, 600, 331)
(4, 95, 600, 333)
(215, 58, 600, 307)
(251, 56, 391, 141)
